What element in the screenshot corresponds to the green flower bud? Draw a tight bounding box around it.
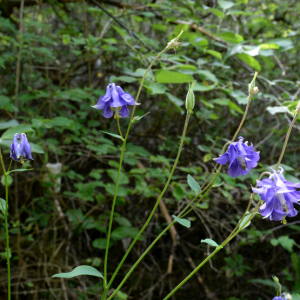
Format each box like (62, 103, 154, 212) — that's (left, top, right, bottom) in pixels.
(185, 81, 196, 112)
(248, 71, 258, 94)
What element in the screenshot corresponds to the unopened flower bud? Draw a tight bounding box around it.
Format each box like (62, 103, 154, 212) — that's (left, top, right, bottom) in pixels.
(252, 87, 259, 94)
(185, 81, 196, 112)
(167, 30, 184, 50)
(284, 293, 292, 300)
(248, 71, 258, 94)
(272, 276, 279, 283)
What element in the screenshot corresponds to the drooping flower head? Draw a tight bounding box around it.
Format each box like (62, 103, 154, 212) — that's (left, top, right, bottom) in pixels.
(92, 83, 136, 118)
(10, 133, 33, 163)
(273, 294, 289, 300)
(253, 167, 300, 223)
(214, 137, 260, 178)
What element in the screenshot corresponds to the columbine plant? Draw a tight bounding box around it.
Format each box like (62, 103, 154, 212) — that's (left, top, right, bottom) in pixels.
(0, 132, 34, 300)
(51, 31, 300, 300)
(214, 136, 260, 177)
(253, 167, 300, 223)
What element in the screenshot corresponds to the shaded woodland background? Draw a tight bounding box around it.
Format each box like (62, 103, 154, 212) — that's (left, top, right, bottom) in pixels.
(1, 0, 300, 299)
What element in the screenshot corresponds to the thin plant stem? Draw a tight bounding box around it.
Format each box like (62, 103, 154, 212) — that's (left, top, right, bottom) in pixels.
(103, 139, 126, 286)
(107, 220, 177, 300)
(0, 151, 10, 300)
(116, 118, 124, 140)
(163, 199, 262, 300)
(107, 80, 255, 298)
(107, 112, 191, 298)
(231, 91, 253, 142)
(275, 112, 299, 170)
(7, 159, 13, 173)
(101, 43, 172, 300)
(4, 174, 10, 300)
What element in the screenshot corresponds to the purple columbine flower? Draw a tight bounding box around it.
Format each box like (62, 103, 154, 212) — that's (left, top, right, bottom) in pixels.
(253, 167, 300, 222)
(92, 83, 136, 118)
(214, 137, 260, 178)
(10, 133, 33, 163)
(273, 295, 287, 300)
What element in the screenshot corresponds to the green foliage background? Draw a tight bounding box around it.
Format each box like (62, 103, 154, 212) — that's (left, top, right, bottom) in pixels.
(1, 0, 300, 299)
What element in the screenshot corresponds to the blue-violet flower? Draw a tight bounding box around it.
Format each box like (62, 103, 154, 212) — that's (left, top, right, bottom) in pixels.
(214, 137, 260, 178)
(253, 167, 300, 222)
(92, 83, 136, 118)
(10, 133, 33, 163)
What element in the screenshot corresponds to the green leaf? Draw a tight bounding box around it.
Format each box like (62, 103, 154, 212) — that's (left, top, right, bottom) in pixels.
(218, 32, 243, 44)
(172, 215, 191, 228)
(111, 75, 137, 83)
(0, 198, 6, 213)
(238, 213, 257, 230)
(1, 175, 13, 187)
(208, 8, 224, 18)
(218, 0, 235, 10)
(155, 70, 193, 84)
(166, 93, 184, 108)
(193, 82, 216, 91)
(266, 106, 291, 115)
(236, 53, 261, 71)
(206, 50, 222, 60)
(99, 130, 123, 140)
(273, 236, 296, 252)
(0, 120, 19, 130)
(107, 169, 129, 185)
(52, 265, 103, 279)
(133, 112, 150, 122)
(8, 169, 33, 174)
(187, 174, 201, 193)
(201, 239, 222, 248)
(1, 125, 35, 140)
(197, 70, 218, 83)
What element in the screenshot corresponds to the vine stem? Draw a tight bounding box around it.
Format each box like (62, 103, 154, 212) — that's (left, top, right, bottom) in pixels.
(107, 111, 191, 299)
(0, 150, 11, 300)
(101, 43, 172, 300)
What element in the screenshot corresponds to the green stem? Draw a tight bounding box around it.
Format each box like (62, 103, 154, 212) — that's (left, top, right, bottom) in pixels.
(0, 151, 11, 300)
(107, 220, 176, 300)
(4, 174, 10, 300)
(107, 112, 191, 296)
(106, 84, 253, 298)
(275, 112, 299, 170)
(163, 199, 262, 300)
(231, 92, 252, 143)
(103, 140, 127, 284)
(101, 44, 171, 300)
(116, 118, 124, 140)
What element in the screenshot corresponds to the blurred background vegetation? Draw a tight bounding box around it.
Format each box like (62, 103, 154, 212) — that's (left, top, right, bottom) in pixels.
(1, 0, 300, 299)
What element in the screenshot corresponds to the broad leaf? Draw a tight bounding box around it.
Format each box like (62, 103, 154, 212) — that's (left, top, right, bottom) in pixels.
(172, 215, 191, 228)
(187, 175, 201, 193)
(0, 198, 6, 213)
(155, 70, 193, 84)
(236, 53, 261, 71)
(52, 265, 103, 279)
(201, 239, 222, 248)
(1, 125, 35, 140)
